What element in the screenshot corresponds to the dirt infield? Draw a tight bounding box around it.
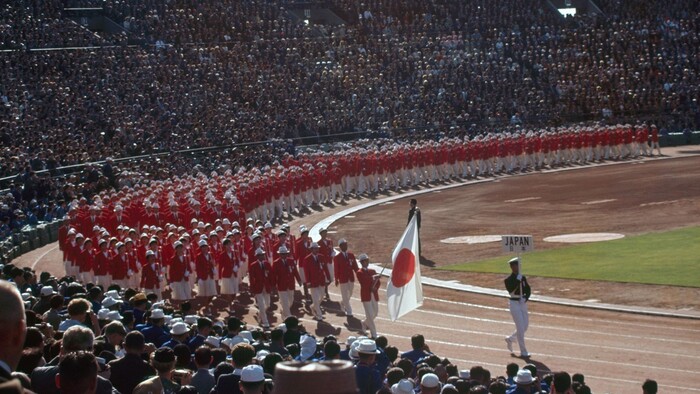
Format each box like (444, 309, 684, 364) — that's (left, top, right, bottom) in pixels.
(335, 155, 700, 311)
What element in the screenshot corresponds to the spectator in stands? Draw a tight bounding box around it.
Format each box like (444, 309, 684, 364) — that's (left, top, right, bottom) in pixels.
(108, 331, 155, 394)
(401, 334, 431, 364)
(215, 343, 257, 394)
(59, 298, 98, 333)
(190, 346, 215, 394)
(56, 351, 98, 394)
(30, 325, 117, 393)
(551, 371, 573, 394)
(642, 379, 658, 394)
(0, 280, 27, 392)
(133, 347, 190, 394)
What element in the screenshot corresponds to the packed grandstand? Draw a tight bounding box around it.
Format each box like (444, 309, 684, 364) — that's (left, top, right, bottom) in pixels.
(0, 0, 694, 392)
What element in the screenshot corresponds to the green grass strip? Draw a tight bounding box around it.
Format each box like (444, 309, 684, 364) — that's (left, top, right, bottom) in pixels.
(439, 226, 700, 287)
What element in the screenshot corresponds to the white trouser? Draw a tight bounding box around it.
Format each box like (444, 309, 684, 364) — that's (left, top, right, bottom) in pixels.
(255, 292, 270, 326)
(508, 299, 529, 355)
(338, 281, 354, 315)
(362, 299, 378, 338)
(278, 289, 294, 319)
(309, 286, 324, 318)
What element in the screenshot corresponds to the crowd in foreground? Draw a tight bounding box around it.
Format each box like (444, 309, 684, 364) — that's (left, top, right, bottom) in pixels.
(0, 274, 661, 394)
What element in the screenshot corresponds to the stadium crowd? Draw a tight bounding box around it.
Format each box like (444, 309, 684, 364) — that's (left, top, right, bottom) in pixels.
(1, 0, 697, 241)
(0, 263, 660, 394)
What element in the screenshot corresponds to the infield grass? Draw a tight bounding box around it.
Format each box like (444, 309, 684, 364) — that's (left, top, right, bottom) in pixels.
(439, 226, 700, 287)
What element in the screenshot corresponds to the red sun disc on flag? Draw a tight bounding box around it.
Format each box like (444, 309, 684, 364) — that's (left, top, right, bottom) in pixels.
(391, 248, 416, 287)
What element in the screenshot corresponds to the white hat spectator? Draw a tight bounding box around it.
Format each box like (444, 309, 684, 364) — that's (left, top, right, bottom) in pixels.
(356, 339, 380, 354)
(151, 309, 165, 319)
(101, 297, 122, 308)
(105, 290, 121, 300)
(40, 286, 57, 297)
(240, 365, 265, 383)
(184, 315, 198, 325)
(106, 311, 123, 321)
(458, 370, 470, 379)
(97, 309, 110, 320)
(204, 336, 220, 347)
(345, 336, 357, 346)
(299, 335, 317, 361)
(170, 322, 190, 336)
(391, 379, 414, 394)
(421, 373, 440, 389)
(256, 349, 270, 362)
(515, 369, 534, 385)
(240, 331, 254, 343)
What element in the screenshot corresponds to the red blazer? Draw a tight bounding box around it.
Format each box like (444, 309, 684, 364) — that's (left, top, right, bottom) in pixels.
(78, 247, 95, 273)
(295, 238, 311, 263)
(303, 254, 330, 287)
(195, 253, 216, 281)
(218, 249, 238, 279)
(273, 257, 301, 292)
(318, 238, 334, 260)
(169, 255, 190, 282)
(140, 261, 161, 289)
(110, 254, 129, 280)
(248, 259, 274, 294)
(356, 267, 380, 302)
(333, 251, 358, 284)
(94, 250, 112, 276)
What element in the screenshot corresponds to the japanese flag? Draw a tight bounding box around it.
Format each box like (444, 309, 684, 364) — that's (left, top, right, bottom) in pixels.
(387, 215, 423, 321)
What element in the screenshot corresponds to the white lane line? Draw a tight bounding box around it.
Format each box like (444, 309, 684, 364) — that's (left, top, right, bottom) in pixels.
(370, 309, 700, 359)
(329, 291, 700, 345)
(32, 245, 59, 270)
(504, 197, 541, 203)
(640, 200, 679, 207)
(422, 296, 700, 334)
(581, 199, 617, 205)
(377, 330, 695, 375)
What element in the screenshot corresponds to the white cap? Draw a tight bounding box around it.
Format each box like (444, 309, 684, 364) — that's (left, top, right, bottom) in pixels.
(391, 379, 414, 394)
(101, 297, 122, 308)
(358, 253, 369, 261)
(421, 373, 440, 389)
(309, 242, 320, 249)
(255, 248, 265, 256)
(150, 309, 165, 319)
(170, 322, 190, 336)
(278, 245, 290, 254)
(240, 365, 265, 383)
(40, 286, 57, 297)
(204, 336, 220, 348)
(198, 239, 208, 247)
(97, 309, 110, 320)
(106, 310, 123, 321)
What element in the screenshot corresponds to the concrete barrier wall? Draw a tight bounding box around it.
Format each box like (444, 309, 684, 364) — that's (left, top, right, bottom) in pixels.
(0, 219, 64, 265)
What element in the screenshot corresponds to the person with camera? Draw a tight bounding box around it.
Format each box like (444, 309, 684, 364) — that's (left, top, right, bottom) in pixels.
(133, 347, 191, 394)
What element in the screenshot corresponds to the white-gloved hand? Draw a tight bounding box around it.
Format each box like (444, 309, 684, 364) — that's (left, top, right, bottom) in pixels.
(516, 274, 522, 281)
